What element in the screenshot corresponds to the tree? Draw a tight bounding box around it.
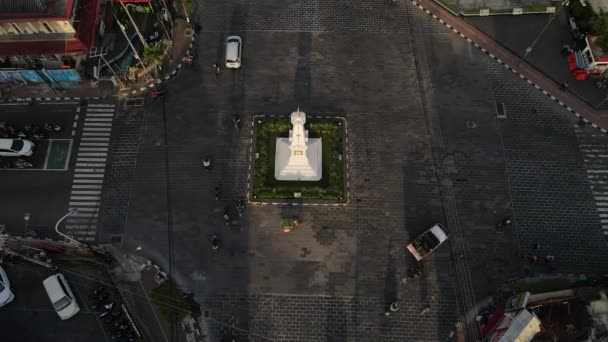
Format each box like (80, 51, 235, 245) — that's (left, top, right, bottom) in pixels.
(143, 44, 164, 67)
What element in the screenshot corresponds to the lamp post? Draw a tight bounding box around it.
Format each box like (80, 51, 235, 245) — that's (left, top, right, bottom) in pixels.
(23, 212, 30, 238)
(54, 209, 80, 245)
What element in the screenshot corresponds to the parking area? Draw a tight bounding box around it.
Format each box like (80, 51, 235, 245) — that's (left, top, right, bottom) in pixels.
(0, 102, 80, 238)
(0, 262, 108, 342)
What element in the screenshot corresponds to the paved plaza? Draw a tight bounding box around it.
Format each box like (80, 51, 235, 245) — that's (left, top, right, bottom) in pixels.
(91, 0, 608, 341)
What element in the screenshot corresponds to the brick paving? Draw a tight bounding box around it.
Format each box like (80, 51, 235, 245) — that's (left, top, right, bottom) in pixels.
(96, 0, 608, 341)
(489, 61, 608, 272)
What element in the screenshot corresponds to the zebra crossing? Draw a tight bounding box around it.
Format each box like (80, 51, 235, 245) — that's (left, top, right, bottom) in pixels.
(577, 127, 608, 239)
(64, 103, 115, 242)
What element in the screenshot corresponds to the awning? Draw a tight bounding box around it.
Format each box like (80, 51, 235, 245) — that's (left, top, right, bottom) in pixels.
(0, 39, 87, 55)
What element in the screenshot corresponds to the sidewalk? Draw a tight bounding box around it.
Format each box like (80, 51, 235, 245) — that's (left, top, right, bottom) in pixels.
(118, 19, 195, 97)
(467, 12, 608, 109)
(108, 247, 203, 342)
(5, 78, 115, 102)
(415, 0, 608, 131)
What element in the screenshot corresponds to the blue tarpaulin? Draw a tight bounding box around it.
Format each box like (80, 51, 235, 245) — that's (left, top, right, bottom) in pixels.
(47, 69, 81, 82)
(20, 70, 43, 83)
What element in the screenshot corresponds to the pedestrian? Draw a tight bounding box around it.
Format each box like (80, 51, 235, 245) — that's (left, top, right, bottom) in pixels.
(529, 255, 538, 263)
(560, 81, 569, 91)
(545, 255, 555, 263)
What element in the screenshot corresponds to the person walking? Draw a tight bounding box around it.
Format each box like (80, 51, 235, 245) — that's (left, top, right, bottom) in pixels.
(560, 81, 569, 91)
(529, 255, 538, 263)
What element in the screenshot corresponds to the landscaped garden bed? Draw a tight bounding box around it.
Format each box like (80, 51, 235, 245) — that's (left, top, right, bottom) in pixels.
(251, 116, 346, 201)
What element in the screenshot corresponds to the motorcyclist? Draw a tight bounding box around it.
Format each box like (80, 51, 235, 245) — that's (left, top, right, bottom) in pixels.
(202, 158, 211, 170)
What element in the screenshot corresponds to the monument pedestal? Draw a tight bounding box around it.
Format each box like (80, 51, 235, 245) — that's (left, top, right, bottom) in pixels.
(274, 109, 322, 181)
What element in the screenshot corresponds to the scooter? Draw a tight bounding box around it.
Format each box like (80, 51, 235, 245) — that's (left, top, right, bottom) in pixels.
(13, 159, 33, 168)
(236, 199, 245, 217)
(232, 114, 241, 129)
(214, 184, 221, 200)
(43, 122, 61, 134)
(209, 234, 221, 252)
(202, 157, 212, 171)
(223, 211, 231, 226)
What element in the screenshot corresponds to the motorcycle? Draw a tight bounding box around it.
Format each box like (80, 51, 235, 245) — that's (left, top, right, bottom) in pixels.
(202, 157, 212, 171)
(214, 184, 221, 200)
(209, 234, 221, 252)
(13, 159, 33, 168)
(43, 122, 61, 134)
(236, 198, 245, 217)
(223, 211, 231, 226)
(232, 114, 241, 129)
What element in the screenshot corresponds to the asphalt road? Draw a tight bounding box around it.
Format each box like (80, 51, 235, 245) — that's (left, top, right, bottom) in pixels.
(0, 102, 80, 239)
(0, 262, 108, 342)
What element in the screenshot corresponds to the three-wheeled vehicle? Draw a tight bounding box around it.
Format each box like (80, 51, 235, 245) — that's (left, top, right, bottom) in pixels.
(406, 223, 448, 261)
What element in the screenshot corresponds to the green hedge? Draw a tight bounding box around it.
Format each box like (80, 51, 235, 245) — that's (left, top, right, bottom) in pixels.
(252, 117, 345, 200)
(150, 281, 191, 323)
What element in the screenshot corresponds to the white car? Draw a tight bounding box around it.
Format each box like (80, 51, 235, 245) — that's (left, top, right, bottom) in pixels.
(0, 138, 34, 157)
(225, 36, 242, 69)
(0, 265, 15, 307)
(43, 273, 80, 320)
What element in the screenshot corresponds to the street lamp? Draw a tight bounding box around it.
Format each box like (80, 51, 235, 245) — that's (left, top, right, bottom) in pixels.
(23, 212, 30, 238)
(54, 209, 80, 245)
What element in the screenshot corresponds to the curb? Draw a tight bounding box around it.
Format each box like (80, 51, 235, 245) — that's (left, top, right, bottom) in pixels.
(246, 114, 351, 207)
(119, 31, 197, 97)
(10, 96, 100, 102)
(411, 0, 608, 134)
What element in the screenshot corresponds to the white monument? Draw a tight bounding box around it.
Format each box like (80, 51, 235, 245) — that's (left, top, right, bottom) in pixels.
(274, 108, 322, 181)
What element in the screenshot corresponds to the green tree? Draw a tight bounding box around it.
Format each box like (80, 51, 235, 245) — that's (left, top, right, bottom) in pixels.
(143, 44, 164, 67)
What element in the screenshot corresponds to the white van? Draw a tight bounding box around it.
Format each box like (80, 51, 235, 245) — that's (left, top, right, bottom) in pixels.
(225, 36, 242, 69)
(43, 273, 80, 320)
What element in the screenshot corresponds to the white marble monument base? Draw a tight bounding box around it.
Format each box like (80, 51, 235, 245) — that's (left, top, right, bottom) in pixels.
(274, 137, 322, 181)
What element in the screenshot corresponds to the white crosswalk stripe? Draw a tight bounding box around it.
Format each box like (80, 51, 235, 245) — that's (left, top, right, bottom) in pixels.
(66, 102, 115, 242)
(577, 128, 608, 239)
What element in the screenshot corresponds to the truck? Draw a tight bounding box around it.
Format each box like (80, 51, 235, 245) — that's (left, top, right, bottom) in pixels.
(406, 223, 448, 261)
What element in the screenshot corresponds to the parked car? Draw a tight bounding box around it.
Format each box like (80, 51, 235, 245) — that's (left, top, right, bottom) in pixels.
(225, 36, 242, 69)
(43, 273, 80, 320)
(0, 265, 15, 307)
(406, 223, 448, 261)
(0, 138, 34, 157)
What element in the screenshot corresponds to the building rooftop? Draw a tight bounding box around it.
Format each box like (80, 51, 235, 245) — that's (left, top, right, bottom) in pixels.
(0, 0, 70, 21)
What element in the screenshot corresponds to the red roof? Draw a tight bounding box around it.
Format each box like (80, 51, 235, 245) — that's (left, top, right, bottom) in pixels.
(0, 0, 74, 22)
(0, 0, 99, 56)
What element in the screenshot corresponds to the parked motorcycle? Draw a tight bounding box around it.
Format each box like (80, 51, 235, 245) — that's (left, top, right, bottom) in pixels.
(13, 159, 33, 168)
